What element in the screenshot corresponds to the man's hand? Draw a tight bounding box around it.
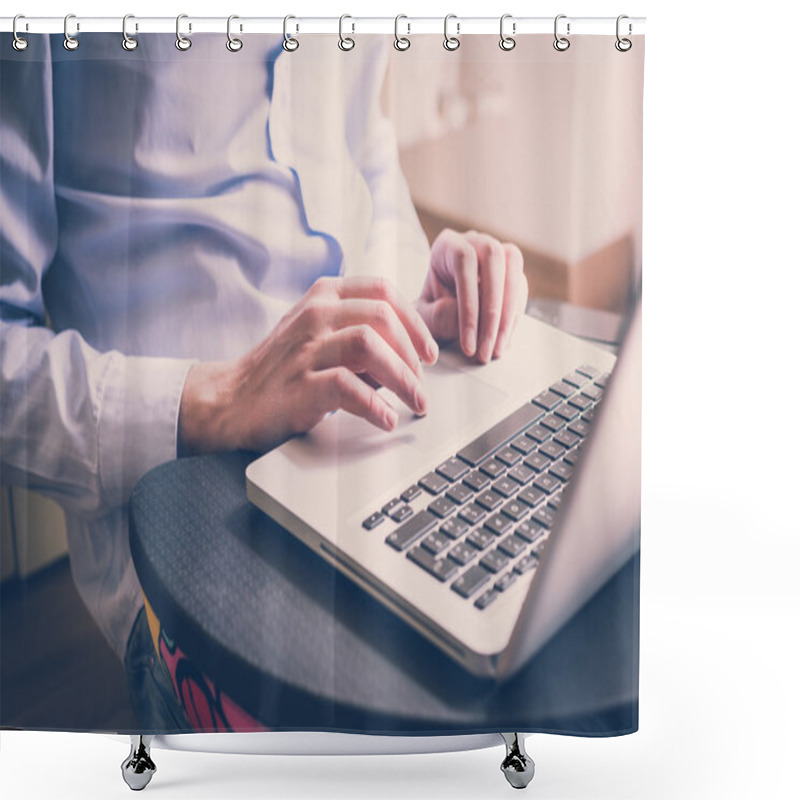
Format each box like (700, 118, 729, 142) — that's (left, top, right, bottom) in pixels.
(178, 276, 438, 455)
(416, 229, 527, 363)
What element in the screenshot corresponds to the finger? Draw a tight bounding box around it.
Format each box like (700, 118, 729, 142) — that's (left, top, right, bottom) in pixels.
(330, 276, 439, 364)
(493, 243, 526, 358)
(464, 232, 506, 363)
(416, 296, 460, 345)
(314, 325, 427, 416)
(330, 298, 423, 378)
(315, 367, 399, 432)
(430, 229, 479, 356)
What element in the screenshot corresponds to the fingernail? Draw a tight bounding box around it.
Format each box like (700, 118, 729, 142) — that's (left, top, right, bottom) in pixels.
(465, 328, 477, 356)
(478, 340, 492, 364)
(427, 340, 439, 364)
(494, 334, 506, 359)
(384, 408, 398, 430)
(414, 386, 427, 415)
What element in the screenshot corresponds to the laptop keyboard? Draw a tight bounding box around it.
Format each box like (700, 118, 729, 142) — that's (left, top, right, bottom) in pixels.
(361, 365, 609, 611)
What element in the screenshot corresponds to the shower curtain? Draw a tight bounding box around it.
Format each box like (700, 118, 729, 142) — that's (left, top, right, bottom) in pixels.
(0, 22, 643, 739)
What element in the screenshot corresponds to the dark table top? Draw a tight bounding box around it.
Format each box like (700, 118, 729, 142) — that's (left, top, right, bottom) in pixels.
(130, 451, 638, 736)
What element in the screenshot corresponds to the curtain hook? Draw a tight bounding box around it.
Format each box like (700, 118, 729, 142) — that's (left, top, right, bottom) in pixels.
(283, 15, 299, 51)
(553, 14, 570, 52)
(122, 14, 138, 51)
(394, 14, 410, 51)
(338, 14, 355, 51)
(499, 14, 516, 51)
(63, 13, 79, 51)
(12, 14, 29, 51)
(175, 13, 192, 51)
(443, 14, 460, 51)
(227, 14, 243, 52)
(615, 14, 632, 52)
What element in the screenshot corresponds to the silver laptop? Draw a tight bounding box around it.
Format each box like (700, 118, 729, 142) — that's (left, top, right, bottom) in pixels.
(246, 298, 641, 680)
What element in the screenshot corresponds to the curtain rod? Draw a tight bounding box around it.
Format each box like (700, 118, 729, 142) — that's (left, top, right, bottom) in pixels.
(1, 16, 646, 37)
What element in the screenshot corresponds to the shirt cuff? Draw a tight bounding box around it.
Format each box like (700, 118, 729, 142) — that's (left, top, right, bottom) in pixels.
(97, 352, 196, 508)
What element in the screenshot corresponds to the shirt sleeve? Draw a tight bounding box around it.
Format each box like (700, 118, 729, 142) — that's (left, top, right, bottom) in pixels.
(0, 37, 195, 518)
(345, 38, 432, 302)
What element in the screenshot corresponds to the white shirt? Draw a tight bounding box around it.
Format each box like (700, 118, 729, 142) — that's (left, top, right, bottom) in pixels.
(0, 32, 431, 660)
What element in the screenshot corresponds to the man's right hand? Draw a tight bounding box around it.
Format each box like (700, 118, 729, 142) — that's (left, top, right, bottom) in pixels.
(177, 276, 439, 456)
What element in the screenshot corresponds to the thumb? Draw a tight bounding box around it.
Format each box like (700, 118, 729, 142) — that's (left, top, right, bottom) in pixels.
(416, 296, 459, 344)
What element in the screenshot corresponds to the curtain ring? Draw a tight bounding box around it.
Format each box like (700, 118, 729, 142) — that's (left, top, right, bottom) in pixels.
(553, 14, 570, 51)
(615, 14, 632, 52)
(443, 14, 460, 51)
(227, 14, 243, 52)
(499, 14, 516, 51)
(283, 15, 299, 51)
(175, 14, 192, 50)
(338, 14, 355, 51)
(394, 14, 410, 51)
(12, 14, 29, 51)
(122, 14, 138, 51)
(63, 13, 79, 51)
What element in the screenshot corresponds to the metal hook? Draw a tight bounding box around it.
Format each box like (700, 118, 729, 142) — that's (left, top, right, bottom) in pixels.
(443, 14, 460, 51)
(499, 14, 516, 51)
(394, 14, 410, 51)
(227, 14, 243, 52)
(175, 13, 192, 50)
(615, 14, 632, 52)
(122, 14, 138, 51)
(553, 14, 570, 52)
(338, 14, 355, 51)
(63, 13, 79, 51)
(283, 15, 299, 52)
(12, 14, 29, 51)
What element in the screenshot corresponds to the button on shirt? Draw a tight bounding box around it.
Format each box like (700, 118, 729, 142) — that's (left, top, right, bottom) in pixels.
(0, 33, 431, 660)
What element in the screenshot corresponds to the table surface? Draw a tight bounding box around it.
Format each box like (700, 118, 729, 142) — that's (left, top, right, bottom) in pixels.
(130, 451, 638, 735)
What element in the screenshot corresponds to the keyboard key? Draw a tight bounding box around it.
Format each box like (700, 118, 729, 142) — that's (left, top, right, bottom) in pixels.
(549, 462, 573, 482)
(475, 490, 503, 511)
(459, 503, 487, 525)
(582, 408, 596, 423)
(507, 464, 535, 486)
(495, 571, 518, 592)
(563, 371, 590, 388)
(525, 424, 551, 443)
(501, 499, 528, 522)
(385, 510, 437, 551)
(467, 528, 495, 551)
(475, 588, 500, 609)
(533, 390, 561, 411)
(515, 519, 546, 543)
(564, 445, 585, 466)
(480, 548, 510, 574)
(547, 491, 563, 511)
(381, 498, 401, 516)
(518, 486, 546, 508)
(595, 372, 611, 388)
(540, 414, 565, 432)
(428, 496, 457, 519)
(452, 565, 493, 598)
(534, 474, 561, 494)
(576, 364, 600, 379)
(449, 541, 480, 566)
(422, 530, 451, 555)
(419, 472, 449, 495)
(514, 554, 539, 575)
(446, 483, 473, 505)
(540, 441, 566, 461)
(463, 470, 491, 492)
(495, 447, 521, 467)
(554, 429, 580, 449)
(362, 512, 384, 530)
(554, 402, 580, 422)
(441, 517, 470, 540)
(550, 380, 575, 398)
(532, 506, 557, 529)
(531, 536, 549, 558)
(407, 547, 459, 582)
(569, 393, 593, 412)
(498, 535, 527, 559)
(484, 514, 513, 537)
(581, 384, 603, 401)
(492, 477, 518, 498)
(457, 403, 544, 467)
(400, 484, 423, 503)
(523, 453, 550, 473)
(479, 458, 506, 479)
(568, 419, 590, 438)
(389, 504, 414, 523)
(436, 457, 469, 483)
(510, 435, 537, 455)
